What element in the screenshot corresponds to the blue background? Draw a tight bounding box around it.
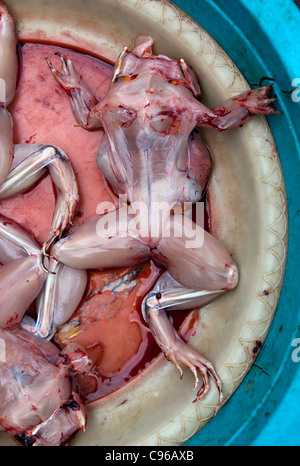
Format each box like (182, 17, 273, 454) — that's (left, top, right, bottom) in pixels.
(170, 0, 300, 446)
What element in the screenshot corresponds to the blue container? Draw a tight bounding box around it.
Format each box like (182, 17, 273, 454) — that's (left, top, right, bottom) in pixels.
(171, 0, 300, 446)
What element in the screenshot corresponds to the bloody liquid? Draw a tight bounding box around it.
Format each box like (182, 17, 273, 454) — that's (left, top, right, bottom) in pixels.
(1, 43, 208, 403)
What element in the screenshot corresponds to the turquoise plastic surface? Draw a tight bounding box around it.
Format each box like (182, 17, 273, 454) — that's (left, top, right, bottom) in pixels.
(170, 0, 300, 446)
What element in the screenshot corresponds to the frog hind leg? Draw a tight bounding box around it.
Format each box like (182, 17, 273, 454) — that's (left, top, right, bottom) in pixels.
(142, 271, 225, 412)
(0, 143, 79, 267)
(146, 213, 238, 410)
(0, 215, 46, 330)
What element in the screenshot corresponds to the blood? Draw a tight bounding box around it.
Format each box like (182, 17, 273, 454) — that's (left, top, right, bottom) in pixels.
(1, 42, 211, 403)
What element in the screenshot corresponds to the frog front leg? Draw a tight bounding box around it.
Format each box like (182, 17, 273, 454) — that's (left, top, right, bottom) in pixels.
(46, 53, 102, 130)
(199, 84, 280, 131)
(173, 129, 212, 204)
(96, 134, 123, 195)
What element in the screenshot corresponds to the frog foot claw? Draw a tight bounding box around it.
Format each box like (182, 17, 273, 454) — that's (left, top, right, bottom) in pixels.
(165, 339, 223, 413)
(241, 84, 281, 115)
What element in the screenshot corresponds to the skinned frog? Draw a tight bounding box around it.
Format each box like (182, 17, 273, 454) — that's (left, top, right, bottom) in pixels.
(0, 326, 91, 446)
(0, 2, 91, 445)
(0, 212, 91, 445)
(0, 2, 87, 335)
(45, 36, 278, 409)
(0, 0, 279, 417)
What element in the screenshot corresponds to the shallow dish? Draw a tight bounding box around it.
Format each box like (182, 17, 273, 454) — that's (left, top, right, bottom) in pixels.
(0, 0, 288, 446)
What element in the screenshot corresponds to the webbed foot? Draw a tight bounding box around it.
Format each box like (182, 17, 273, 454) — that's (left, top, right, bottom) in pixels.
(142, 280, 225, 414)
(165, 337, 223, 412)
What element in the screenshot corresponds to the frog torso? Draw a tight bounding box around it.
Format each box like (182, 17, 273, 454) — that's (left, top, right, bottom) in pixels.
(93, 50, 211, 208)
